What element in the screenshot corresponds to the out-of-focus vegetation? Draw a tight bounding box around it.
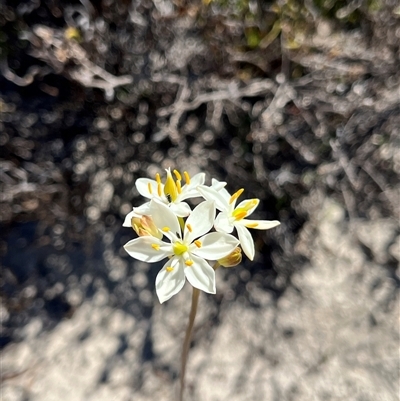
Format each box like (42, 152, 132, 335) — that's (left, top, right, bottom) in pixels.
(0, 0, 399, 348)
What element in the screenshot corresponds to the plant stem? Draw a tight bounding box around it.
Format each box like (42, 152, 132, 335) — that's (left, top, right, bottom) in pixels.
(179, 286, 200, 401)
(179, 263, 219, 400)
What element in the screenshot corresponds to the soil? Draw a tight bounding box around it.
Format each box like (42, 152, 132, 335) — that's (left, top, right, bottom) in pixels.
(0, 0, 399, 400)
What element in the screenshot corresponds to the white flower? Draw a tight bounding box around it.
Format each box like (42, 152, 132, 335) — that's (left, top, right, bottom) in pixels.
(197, 185, 280, 261)
(123, 199, 239, 303)
(133, 168, 205, 217)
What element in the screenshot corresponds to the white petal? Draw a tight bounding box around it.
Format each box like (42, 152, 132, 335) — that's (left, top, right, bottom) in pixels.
(170, 201, 191, 217)
(197, 185, 229, 211)
(191, 232, 239, 260)
(135, 178, 163, 200)
(211, 178, 227, 191)
(216, 186, 231, 202)
(184, 254, 216, 294)
(155, 258, 186, 303)
(184, 201, 215, 243)
(241, 219, 281, 230)
(122, 210, 137, 227)
(189, 172, 206, 186)
(150, 199, 181, 237)
(179, 172, 206, 199)
(214, 212, 234, 233)
(134, 202, 151, 215)
(235, 198, 260, 217)
(235, 224, 255, 261)
(124, 237, 171, 262)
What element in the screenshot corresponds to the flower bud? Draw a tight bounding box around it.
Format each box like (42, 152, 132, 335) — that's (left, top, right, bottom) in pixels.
(131, 215, 163, 239)
(218, 247, 242, 268)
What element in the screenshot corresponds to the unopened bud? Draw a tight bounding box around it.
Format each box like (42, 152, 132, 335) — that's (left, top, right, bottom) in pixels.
(218, 247, 242, 268)
(132, 215, 163, 239)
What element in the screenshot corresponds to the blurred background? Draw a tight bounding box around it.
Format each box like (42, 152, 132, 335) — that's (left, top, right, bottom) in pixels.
(0, 0, 399, 400)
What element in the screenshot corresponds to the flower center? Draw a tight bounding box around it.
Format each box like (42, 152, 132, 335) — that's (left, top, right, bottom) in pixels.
(173, 241, 188, 256)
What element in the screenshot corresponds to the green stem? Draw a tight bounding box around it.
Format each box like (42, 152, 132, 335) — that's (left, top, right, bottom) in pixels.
(179, 286, 200, 401)
(179, 262, 219, 400)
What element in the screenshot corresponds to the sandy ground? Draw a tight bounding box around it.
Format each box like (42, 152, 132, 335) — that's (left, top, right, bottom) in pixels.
(1, 2, 399, 400)
(2, 193, 398, 401)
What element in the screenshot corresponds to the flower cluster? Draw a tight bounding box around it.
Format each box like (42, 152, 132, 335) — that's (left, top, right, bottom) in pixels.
(123, 169, 280, 303)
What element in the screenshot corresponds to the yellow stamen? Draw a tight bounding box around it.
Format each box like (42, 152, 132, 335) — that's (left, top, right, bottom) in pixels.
(151, 244, 160, 251)
(147, 182, 153, 194)
(186, 224, 193, 232)
(155, 173, 161, 184)
(229, 188, 244, 204)
(194, 240, 202, 248)
(173, 169, 182, 181)
(245, 222, 259, 228)
(157, 182, 162, 197)
(162, 226, 170, 232)
(176, 180, 182, 194)
(183, 171, 190, 184)
(185, 260, 193, 266)
(232, 209, 247, 220)
(166, 266, 174, 272)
